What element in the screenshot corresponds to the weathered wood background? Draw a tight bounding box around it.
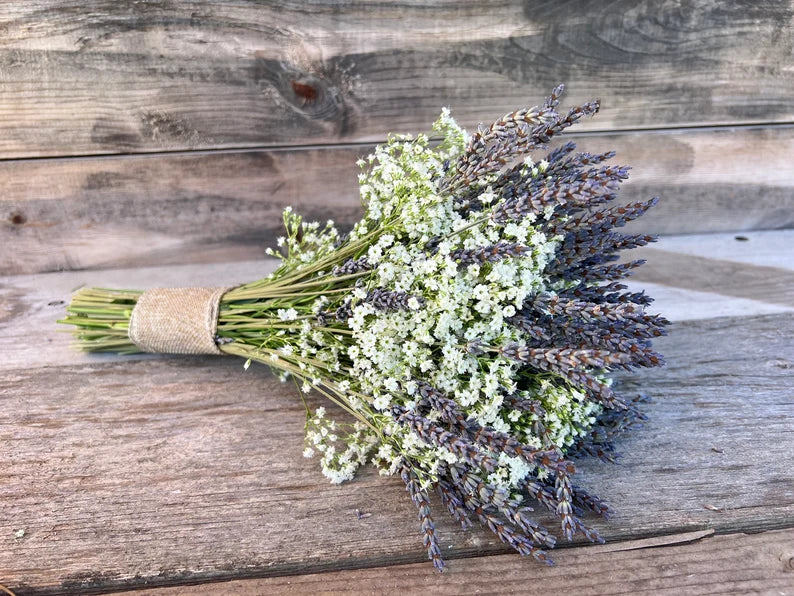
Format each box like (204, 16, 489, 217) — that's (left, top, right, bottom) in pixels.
(1, 2, 793, 595)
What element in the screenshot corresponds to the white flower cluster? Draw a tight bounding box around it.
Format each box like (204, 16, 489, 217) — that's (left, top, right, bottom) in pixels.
(304, 406, 378, 484)
(285, 111, 603, 493)
(266, 207, 340, 271)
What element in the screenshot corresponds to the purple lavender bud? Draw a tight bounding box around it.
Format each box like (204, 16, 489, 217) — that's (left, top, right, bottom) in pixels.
(365, 288, 424, 311)
(450, 241, 529, 265)
(332, 257, 372, 276)
(392, 405, 498, 473)
(401, 464, 444, 572)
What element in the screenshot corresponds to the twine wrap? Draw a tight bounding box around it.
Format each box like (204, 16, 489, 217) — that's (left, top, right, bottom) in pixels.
(128, 287, 229, 355)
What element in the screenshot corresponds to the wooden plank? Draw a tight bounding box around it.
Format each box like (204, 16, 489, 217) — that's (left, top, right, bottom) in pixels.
(3, 125, 794, 276)
(1, 253, 793, 592)
(633, 248, 794, 308)
(122, 528, 794, 596)
(629, 229, 794, 312)
(2, 230, 793, 372)
(644, 229, 794, 271)
(624, 279, 794, 322)
(626, 228, 794, 319)
(1, 1, 793, 158)
(0, 146, 364, 275)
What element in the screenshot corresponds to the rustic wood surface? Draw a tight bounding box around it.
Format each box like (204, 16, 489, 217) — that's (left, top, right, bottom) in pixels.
(3, 125, 794, 276)
(128, 528, 794, 596)
(2, 1, 793, 593)
(1, 1, 793, 158)
(1, 231, 792, 594)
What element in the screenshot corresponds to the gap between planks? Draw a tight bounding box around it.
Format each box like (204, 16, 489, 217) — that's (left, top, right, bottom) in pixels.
(5, 529, 793, 595)
(1, 121, 793, 165)
(114, 528, 794, 596)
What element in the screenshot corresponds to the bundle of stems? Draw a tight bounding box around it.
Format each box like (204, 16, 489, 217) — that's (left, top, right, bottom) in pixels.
(60, 85, 668, 570)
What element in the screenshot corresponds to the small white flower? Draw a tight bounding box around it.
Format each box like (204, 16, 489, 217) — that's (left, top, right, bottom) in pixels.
(383, 377, 399, 392)
(277, 308, 299, 321)
(502, 304, 516, 318)
(373, 394, 391, 411)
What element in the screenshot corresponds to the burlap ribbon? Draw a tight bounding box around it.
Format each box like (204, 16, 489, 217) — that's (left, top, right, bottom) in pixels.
(128, 287, 230, 355)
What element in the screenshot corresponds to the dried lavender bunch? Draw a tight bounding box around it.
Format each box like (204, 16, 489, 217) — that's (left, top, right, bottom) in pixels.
(60, 85, 667, 571)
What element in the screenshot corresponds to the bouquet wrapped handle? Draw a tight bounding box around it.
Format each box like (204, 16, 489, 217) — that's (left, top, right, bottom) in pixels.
(128, 287, 231, 355)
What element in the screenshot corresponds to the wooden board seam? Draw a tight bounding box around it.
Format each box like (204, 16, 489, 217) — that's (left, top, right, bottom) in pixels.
(37, 527, 786, 596)
(2, 122, 794, 165)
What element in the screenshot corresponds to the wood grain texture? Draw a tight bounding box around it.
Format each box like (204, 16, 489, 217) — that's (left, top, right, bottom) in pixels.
(3, 125, 794, 276)
(1, 1, 793, 158)
(1, 265, 793, 593)
(126, 528, 794, 596)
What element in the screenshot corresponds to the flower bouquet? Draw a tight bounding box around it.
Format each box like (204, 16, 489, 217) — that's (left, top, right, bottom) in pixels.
(59, 85, 667, 570)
